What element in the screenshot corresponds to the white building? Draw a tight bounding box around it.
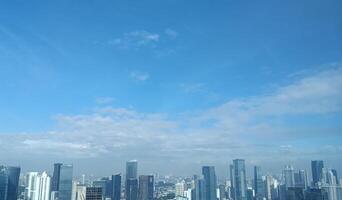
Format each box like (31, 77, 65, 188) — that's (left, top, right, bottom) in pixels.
(175, 181, 186, 197)
(25, 172, 51, 200)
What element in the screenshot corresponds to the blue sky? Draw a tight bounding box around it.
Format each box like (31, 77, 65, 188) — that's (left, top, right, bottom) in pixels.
(0, 0, 342, 175)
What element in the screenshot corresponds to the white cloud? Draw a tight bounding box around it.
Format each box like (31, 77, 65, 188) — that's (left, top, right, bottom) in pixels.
(1, 67, 342, 174)
(130, 71, 150, 81)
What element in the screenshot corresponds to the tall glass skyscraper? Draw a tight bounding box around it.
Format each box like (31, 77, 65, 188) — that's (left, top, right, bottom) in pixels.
(111, 174, 121, 200)
(57, 164, 73, 200)
(0, 166, 21, 200)
(125, 160, 137, 200)
(253, 166, 264, 200)
(193, 175, 205, 200)
(138, 175, 154, 200)
(126, 160, 138, 180)
(284, 165, 295, 188)
(202, 166, 217, 200)
(233, 159, 247, 200)
(52, 163, 62, 192)
(311, 160, 324, 186)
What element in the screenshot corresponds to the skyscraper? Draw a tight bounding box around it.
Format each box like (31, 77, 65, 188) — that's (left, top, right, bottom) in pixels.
(111, 174, 121, 200)
(52, 163, 62, 192)
(125, 160, 137, 200)
(126, 161, 138, 180)
(37, 172, 51, 200)
(138, 175, 154, 200)
(25, 172, 39, 200)
(253, 166, 264, 200)
(284, 165, 295, 189)
(0, 166, 21, 200)
(331, 169, 339, 185)
(202, 166, 217, 200)
(311, 160, 324, 187)
(125, 179, 137, 200)
(233, 159, 247, 200)
(294, 170, 308, 189)
(193, 175, 205, 200)
(58, 165, 73, 200)
(26, 172, 51, 200)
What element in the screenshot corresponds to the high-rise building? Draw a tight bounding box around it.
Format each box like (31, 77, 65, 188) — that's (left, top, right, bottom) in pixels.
(202, 166, 217, 200)
(111, 174, 121, 200)
(253, 166, 264, 200)
(232, 159, 247, 200)
(58, 165, 73, 200)
(125, 179, 137, 200)
(0, 166, 21, 200)
(36, 172, 51, 200)
(92, 179, 107, 199)
(193, 175, 205, 200)
(175, 181, 186, 197)
(52, 164, 62, 192)
(229, 164, 235, 200)
(331, 169, 339, 185)
(294, 170, 308, 189)
(264, 175, 273, 200)
(125, 160, 137, 200)
(311, 160, 324, 187)
(138, 175, 154, 200)
(25, 172, 39, 200)
(126, 161, 138, 180)
(283, 165, 295, 189)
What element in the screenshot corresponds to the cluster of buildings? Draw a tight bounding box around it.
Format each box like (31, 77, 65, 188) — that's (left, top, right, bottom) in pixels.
(174, 160, 341, 200)
(0, 159, 341, 200)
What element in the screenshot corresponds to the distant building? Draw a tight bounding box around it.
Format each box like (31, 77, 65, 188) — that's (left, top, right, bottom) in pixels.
(294, 170, 308, 189)
(286, 187, 304, 200)
(0, 166, 21, 200)
(25, 171, 51, 200)
(193, 175, 205, 200)
(56, 164, 73, 200)
(311, 161, 324, 187)
(52, 164, 62, 192)
(202, 166, 217, 200)
(126, 161, 138, 180)
(232, 159, 247, 200)
(175, 181, 186, 197)
(253, 166, 264, 200)
(76, 186, 102, 200)
(283, 165, 295, 189)
(138, 175, 154, 200)
(125, 179, 137, 200)
(125, 161, 137, 200)
(111, 174, 121, 200)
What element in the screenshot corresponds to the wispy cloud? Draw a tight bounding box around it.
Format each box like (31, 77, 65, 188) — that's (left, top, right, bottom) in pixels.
(96, 97, 115, 104)
(164, 28, 178, 38)
(130, 71, 150, 82)
(109, 30, 160, 49)
(180, 83, 206, 93)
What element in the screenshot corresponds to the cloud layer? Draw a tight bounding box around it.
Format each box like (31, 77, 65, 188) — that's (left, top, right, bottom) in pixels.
(1, 67, 342, 175)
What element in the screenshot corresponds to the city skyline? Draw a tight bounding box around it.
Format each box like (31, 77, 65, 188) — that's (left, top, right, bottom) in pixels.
(1, 159, 341, 200)
(0, 0, 342, 177)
